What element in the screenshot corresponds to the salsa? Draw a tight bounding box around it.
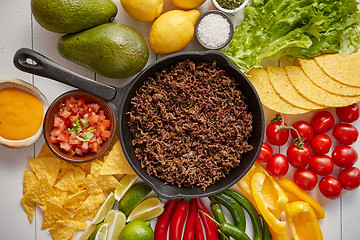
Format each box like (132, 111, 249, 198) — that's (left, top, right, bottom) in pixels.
(0, 87, 44, 140)
(50, 96, 111, 156)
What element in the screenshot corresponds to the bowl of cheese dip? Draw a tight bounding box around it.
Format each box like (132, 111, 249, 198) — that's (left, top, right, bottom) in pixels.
(0, 78, 48, 148)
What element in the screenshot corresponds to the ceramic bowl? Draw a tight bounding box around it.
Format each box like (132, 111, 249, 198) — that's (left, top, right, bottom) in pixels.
(195, 10, 234, 50)
(211, 0, 250, 14)
(43, 90, 117, 163)
(0, 78, 48, 148)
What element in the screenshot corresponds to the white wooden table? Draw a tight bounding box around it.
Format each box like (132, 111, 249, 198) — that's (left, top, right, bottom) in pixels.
(1, 0, 360, 239)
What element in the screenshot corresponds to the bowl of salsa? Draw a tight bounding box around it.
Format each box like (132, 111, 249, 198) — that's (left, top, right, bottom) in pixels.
(0, 78, 48, 148)
(43, 90, 117, 163)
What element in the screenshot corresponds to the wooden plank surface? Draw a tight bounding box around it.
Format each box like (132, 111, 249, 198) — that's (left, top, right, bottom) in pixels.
(0, 0, 359, 239)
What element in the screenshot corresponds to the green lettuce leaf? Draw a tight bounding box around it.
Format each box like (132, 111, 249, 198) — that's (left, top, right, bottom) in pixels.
(221, 0, 360, 73)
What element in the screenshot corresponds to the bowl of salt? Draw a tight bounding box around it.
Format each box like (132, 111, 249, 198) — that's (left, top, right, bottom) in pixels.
(195, 10, 234, 50)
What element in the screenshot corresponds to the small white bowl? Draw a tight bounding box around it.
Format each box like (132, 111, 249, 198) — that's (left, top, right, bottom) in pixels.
(0, 78, 48, 148)
(212, 0, 250, 14)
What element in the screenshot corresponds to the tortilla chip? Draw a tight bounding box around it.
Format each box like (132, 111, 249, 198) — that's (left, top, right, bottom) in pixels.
(23, 168, 38, 195)
(73, 161, 92, 175)
(48, 188, 68, 206)
(73, 194, 105, 221)
(267, 66, 324, 110)
(247, 68, 309, 114)
(100, 140, 136, 175)
(28, 157, 60, 186)
(37, 144, 56, 158)
(21, 175, 53, 223)
(83, 175, 103, 195)
(314, 52, 360, 87)
(22, 174, 53, 205)
(296, 58, 360, 96)
(285, 66, 360, 107)
(63, 190, 89, 210)
(20, 197, 36, 223)
(42, 200, 74, 229)
(49, 220, 87, 240)
(55, 170, 80, 193)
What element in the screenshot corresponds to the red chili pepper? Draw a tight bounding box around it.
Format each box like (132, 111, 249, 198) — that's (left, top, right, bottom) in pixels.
(195, 215, 205, 240)
(183, 199, 197, 240)
(195, 198, 220, 240)
(154, 199, 178, 240)
(169, 199, 190, 240)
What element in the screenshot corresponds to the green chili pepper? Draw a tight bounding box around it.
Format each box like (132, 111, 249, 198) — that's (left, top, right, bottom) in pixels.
(260, 215, 273, 240)
(224, 189, 263, 240)
(200, 210, 251, 240)
(210, 202, 227, 240)
(221, 222, 251, 240)
(211, 192, 246, 232)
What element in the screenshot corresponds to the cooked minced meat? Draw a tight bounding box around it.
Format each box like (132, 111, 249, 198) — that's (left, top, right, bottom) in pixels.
(128, 59, 253, 190)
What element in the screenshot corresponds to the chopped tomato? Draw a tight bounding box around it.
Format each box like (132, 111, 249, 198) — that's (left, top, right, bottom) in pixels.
(51, 96, 111, 156)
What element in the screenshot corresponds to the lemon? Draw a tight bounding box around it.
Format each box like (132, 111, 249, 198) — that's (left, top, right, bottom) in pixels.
(120, 0, 164, 22)
(118, 182, 152, 215)
(127, 197, 165, 222)
(149, 10, 200, 55)
(172, 0, 206, 9)
(78, 224, 96, 240)
(92, 192, 115, 224)
(104, 210, 126, 240)
(89, 223, 109, 240)
(114, 175, 139, 201)
(118, 220, 154, 240)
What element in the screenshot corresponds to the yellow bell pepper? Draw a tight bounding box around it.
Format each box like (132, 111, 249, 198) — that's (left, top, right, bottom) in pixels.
(268, 226, 293, 240)
(251, 172, 288, 234)
(285, 201, 323, 240)
(237, 162, 268, 202)
(276, 178, 325, 219)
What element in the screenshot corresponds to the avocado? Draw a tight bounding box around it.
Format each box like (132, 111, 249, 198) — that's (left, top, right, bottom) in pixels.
(31, 0, 118, 34)
(57, 23, 149, 79)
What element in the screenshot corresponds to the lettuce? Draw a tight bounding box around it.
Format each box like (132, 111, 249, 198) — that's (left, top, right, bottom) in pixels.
(221, 0, 360, 73)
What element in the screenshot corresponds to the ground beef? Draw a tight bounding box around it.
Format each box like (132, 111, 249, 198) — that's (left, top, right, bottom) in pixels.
(128, 59, 253, 190)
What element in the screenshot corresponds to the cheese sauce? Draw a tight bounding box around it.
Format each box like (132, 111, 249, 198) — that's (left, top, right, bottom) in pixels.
(0, 87, 44, 140)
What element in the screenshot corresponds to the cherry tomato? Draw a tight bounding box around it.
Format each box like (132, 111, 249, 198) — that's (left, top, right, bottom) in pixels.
(332, 145, 358, 168)
(332, 123, 359, 145)
(309, 155, 334, 176)
(291, 120, 314, 143)
(310, 133, 332, 155)
(338, 167, 360, 191)
(256, 142, 273, 163)
(266, 122, 289, 146)
(266, 153, 289, 178)
(336, 103, 360, 123)
(293, 169, 318, 191)
(319, 176, 342, 199)
(286, 144, 311, 169)
(311, 111, 335, 133)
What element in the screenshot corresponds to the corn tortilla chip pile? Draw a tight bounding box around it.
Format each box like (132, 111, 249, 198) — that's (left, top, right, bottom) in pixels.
(21, 138, 136, 240)
(248, 52, 360, 114)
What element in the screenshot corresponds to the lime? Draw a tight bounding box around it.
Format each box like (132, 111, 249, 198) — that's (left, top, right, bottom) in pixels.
(114, 175, 139, 201)
(118, 182, 152, 216)
(89, 222, 109, 240)
(92, 192, 116, 224)
(127, 197, 165, 222)
(104, 209, 126, 240)
(78, 224, 96, 240)
(118, 220, 154, 240)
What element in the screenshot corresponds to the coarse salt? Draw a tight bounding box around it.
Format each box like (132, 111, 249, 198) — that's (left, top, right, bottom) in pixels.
(197, 13, 231, 48)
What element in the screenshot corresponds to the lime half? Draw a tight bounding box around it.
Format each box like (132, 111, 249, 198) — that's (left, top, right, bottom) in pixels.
(92, 192, 115, 224)
(78, 224, 96, 240)
(89, 222, 109, 240)
(114, 175, 139, 201)
(104, 209, 126, 240)
(127, 197, 165, 222)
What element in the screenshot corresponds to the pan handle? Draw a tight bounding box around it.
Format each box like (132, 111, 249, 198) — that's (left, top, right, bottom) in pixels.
(13, 48, 117, 101)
